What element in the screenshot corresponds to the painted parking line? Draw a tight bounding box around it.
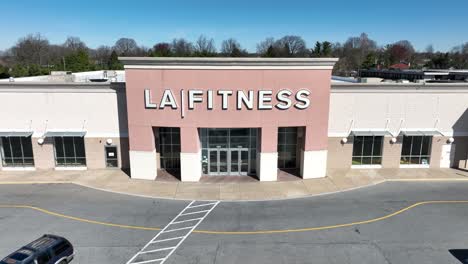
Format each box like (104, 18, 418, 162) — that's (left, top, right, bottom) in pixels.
(1, 201, 468, 235)
(126, 200, 219, 264)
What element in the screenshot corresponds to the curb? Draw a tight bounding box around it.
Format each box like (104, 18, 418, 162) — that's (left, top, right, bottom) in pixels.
(2, 177, 468, 202)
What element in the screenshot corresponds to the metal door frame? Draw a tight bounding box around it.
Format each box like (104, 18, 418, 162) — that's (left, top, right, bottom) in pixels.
(208, 147, 249, 176)
(208, 147, 229, 175)
(105, 145, 118, 168)
(229, 148, 249, 176)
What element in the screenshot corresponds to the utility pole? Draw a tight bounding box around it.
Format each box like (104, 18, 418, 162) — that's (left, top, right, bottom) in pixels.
(62, 56, 66, 71)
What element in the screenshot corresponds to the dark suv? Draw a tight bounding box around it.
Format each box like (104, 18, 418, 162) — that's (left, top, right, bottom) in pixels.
(0, 234, 74, 264)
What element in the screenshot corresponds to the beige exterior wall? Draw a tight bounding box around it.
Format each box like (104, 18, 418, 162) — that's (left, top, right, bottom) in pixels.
(32, 137, 56, 169)
(327, 137, 352, 169)
(326, 135, 457, 169)
(85, 137, 129, 169)
(329, 84, 468, 138)
(29, 136, 130, 170)
(0, 83, 128, 139)
(429, 136, 449, 168)
(382, 136, 402, 168)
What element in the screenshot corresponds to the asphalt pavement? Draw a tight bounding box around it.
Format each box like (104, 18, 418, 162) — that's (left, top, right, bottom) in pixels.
(1, 181, 468, 263)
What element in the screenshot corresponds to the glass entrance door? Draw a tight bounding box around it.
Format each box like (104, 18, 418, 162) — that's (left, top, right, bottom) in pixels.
(230, 148, 249, 175)
(208, 148, 228, 175)
(208, 148, 248, 175)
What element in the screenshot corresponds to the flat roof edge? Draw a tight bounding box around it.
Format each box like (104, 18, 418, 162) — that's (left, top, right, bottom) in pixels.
(331, 82, 468, 88)
(0, 82, 125, 87)
(118, 57, 339, 67)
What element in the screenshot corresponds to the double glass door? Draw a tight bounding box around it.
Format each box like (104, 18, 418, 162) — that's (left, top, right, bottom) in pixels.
(208, 148, 249, 175)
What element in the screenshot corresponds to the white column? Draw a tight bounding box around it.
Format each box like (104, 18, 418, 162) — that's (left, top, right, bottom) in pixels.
(129, 150, 157, 180)
(301, 150, 327, 179)
(440, 143, 455, 168)
(180, 151, 202, 182)
(258, 152, 278, 181)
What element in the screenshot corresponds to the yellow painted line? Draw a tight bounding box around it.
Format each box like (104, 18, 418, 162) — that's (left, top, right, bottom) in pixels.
(1, 201, 468, 235)
(0, 205, 161, 231)
(194, 201, 468, 234)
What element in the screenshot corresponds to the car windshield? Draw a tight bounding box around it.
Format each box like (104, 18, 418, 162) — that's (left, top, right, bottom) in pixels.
(5, 252, 30, 262)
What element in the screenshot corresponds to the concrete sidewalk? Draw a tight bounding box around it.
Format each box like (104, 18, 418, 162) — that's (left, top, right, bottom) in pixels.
(0, 168, 467, 201)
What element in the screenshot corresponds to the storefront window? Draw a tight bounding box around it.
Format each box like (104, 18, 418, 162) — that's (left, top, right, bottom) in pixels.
(54, 136, 86, 166)
(159, 127, 181, 170)
(352, 136, 383, 165)
(1, 136, 34, 167)
(199, 128, 257, 175)
(278, 127, 298, 169)
(400, 136, 432, 165)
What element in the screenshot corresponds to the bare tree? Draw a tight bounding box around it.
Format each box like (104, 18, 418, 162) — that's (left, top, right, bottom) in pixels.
(275, 35, 307, 57)
(221, 38, 240, 54)
(11, 33, 50, 65)
(171, 38, 193, 57)
(63, 36, 87, 52)
(425, 44, 434, 54)
(338, 33, 378, 75)
(151, 43, 172, 57)
(256, 37, 275, 55)
(92, 45, 112, 68)
(220, 38, 247, 57)
(113, 38, 139, 56)
(194, 35, 216, 56)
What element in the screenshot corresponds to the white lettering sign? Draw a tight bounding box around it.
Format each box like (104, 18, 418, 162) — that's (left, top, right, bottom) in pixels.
(143, 89, 311, 111)
(159, 90, 177, 109)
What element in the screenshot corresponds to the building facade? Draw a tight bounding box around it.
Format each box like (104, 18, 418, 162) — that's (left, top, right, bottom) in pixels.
(0, 58, 467, 181)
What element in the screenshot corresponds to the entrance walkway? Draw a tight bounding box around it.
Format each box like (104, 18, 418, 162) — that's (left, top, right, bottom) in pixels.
(0, 168, 467, 201)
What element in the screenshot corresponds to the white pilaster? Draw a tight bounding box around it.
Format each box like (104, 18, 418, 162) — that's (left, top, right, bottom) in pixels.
(129, 150, 157, 180)
(180, 151, 202, 182)
(440, 143, 455, 168)
(301, 150, 327, 179)
(259, 152, 278, 181)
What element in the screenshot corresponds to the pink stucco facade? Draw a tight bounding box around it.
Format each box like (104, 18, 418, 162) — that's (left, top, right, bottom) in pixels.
(125, 69, 333, 153)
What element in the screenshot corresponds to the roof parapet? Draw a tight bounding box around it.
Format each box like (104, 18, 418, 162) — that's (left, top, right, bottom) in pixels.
(119, 57, 339, 70)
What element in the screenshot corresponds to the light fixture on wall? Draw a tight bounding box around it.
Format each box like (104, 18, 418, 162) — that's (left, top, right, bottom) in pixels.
(341, 137, 348, 144)
(106, 138, 113, 145)
(37, 138, 44, 145)
(447, 137, 455, 144)
(390, 137, 397, 144)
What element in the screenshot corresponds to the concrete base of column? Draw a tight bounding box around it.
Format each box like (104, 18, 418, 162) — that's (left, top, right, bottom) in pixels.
(259, 152, 278, 181)
(129, 150, 157, 180)
(301, 150, 327, 179)
(180, 151, 202, 182)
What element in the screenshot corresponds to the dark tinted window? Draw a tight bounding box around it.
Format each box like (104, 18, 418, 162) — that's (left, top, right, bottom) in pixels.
(54, 136, 86, 166)
(1, 136, 35, 167)
(52, 241, 70, 256)
(9, 252, 29, 261)
(36, 252, 50, 264)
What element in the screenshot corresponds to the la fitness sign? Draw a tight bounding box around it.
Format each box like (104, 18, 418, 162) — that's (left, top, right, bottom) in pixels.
(144, 89, 310, 111)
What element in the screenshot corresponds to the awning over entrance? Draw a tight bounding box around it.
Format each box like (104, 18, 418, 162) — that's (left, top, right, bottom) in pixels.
(350, 130, 393, 137)
(400, 130, 443, 136)
(0, 131, 33, 137)
(43, 131, 87, 137)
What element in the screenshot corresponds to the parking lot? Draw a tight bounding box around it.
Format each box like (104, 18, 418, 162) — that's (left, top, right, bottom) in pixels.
(1, 181, 468, 263)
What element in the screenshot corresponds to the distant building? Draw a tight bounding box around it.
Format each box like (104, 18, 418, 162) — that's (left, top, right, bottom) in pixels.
(359, 68, 468, 83)
(389, 62, 410, 70)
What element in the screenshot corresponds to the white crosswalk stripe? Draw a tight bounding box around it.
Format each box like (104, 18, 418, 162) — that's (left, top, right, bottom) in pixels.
(126, 200, 219, 264)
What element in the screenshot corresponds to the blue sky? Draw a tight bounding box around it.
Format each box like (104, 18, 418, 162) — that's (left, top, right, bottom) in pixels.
(1, 0, 467, 52)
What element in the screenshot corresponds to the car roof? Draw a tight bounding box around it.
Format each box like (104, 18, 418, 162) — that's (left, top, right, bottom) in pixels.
(25, 235, 63, 251)
(1, 235, 68, 264)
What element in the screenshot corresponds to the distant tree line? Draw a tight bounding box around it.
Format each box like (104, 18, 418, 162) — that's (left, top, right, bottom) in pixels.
(0, 33, 467, 78)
